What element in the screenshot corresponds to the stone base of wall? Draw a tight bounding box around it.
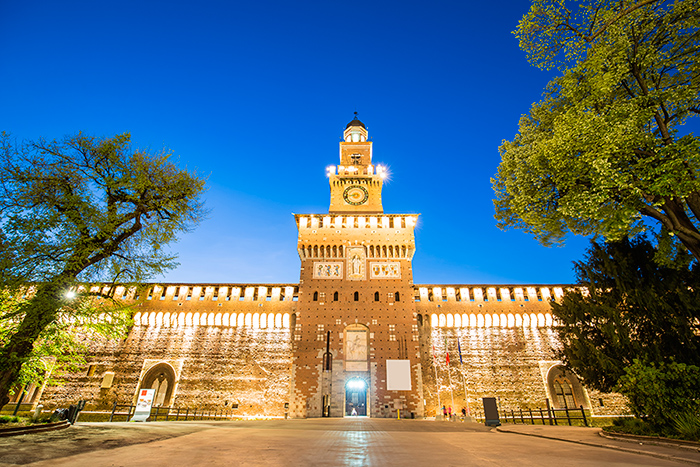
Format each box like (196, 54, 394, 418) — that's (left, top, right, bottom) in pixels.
(40, 325, 292, 417)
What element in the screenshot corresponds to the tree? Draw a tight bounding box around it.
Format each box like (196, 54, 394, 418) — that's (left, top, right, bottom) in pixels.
(493, 0, 700, 260)
(551, 237, 700, 393)
(0, 132, 206, 407)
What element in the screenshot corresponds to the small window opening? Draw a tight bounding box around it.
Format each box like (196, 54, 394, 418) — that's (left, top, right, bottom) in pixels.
(313, 291, 319, 301)
(374, 291, 380, 302)
(354, 291, 359, 301)
(333, 291, 338, 301)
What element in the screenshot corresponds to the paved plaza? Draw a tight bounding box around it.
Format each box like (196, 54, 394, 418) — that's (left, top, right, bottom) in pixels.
(1, 419, 699, 466)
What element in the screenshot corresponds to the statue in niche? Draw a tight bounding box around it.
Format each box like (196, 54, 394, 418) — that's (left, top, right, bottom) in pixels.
(350, 255, 362, 275)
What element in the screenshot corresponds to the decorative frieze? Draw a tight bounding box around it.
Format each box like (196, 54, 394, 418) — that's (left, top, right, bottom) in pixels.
(313, 262, 343, 279)
(369, 261, 401, 279)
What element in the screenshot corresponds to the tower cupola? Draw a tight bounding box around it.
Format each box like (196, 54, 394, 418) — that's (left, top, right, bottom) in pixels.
(343, 113, 368, 142)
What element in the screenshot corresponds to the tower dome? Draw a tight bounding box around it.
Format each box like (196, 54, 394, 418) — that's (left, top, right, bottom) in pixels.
(343, 112, 368, 142)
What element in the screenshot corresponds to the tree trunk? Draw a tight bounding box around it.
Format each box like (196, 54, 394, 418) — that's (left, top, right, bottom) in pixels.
(0, 282, 64, 408)
(642, 197, 700, 262)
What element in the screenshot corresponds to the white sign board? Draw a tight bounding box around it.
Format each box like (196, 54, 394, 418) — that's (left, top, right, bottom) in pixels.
(131, 388, 155, 422)
(386, 360, 412, 391)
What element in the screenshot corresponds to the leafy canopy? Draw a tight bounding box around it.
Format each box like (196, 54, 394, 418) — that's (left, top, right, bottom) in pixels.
(0, 132, 206, 287)
(551, 237, 700, 392)
(493, 0, 700, 259)
(0, 132, 206, 403)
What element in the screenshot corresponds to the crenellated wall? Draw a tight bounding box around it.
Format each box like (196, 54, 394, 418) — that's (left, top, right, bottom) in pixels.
(27, 282, 626, 418)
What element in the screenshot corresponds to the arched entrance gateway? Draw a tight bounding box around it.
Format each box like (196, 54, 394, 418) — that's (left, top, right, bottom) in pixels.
(344, 324, 370, 417)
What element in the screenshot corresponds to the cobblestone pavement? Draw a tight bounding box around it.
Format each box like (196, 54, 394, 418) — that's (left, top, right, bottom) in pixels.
(0, 419, 697, 466)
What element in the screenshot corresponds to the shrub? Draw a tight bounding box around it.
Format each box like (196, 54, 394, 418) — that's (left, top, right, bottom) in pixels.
(0, 415, 19, 424)
(672, 413, 700, 441)
(617, 360, 700, 429)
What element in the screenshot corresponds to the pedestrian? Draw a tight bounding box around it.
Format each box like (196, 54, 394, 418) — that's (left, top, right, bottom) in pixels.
(461, 407, 466, 419)
(442, 405, 447, 420)
(448, 406, 452, 420)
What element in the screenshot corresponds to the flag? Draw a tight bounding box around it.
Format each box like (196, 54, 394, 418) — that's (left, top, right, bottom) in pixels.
(445, 337, 450, 365)
(457, 339, 463, 365)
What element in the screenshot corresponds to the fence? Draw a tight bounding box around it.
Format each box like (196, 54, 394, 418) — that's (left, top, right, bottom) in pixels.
(108, 402, 240, 422)
(500, 405, 589, 427)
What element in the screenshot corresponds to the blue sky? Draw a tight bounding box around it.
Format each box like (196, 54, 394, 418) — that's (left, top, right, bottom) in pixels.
(1, 0, 601, 285)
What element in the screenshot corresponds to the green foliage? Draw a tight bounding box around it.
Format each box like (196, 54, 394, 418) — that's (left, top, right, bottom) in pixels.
(0, 132, 206, 405)
(494, 0, 700, 260)
(672, 412, 700, 441)
(0, 415, 19, 424)
(617, 359, 700, 429)
(608, 417, 660, 436)
(551, 237, 700, 392)
(0, 289, 131, 389)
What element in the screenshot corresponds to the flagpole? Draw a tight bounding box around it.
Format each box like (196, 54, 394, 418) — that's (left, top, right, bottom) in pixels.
(432, 345, 441, 417)
(445, 337, 455, 416)
(462, 372, 470, 416)
(457, 338, 470, 416)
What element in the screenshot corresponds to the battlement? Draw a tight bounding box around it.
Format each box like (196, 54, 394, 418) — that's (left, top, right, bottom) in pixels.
(413, 284, 578, 329)
(413, 284, 575, 303)
(295, 214, 418, 230)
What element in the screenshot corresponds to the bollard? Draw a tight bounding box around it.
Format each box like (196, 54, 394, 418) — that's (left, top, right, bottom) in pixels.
(32, 404, 43, 421)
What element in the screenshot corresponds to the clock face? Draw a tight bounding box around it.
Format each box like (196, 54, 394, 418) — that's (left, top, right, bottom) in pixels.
(343, 186, 369, 205)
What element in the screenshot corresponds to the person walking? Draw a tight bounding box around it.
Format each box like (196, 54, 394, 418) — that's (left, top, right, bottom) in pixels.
(442, 405, 447, 420)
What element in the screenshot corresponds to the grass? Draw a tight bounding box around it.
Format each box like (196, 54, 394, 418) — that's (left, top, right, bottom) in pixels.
(0, 414, 56, 429)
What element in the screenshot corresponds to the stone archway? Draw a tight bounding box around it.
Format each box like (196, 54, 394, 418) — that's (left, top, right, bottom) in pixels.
(138, 362, 176, 407)
(546, 364, 589, 410)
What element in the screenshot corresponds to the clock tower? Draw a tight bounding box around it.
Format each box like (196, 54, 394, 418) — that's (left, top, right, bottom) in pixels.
(289, 115, 424, 419)
(328, 114, 385, 214)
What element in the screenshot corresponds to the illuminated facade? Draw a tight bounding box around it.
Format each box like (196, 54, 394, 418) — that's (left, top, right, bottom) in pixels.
(10, 117, 628, 419)
(290, 116, 423, 418)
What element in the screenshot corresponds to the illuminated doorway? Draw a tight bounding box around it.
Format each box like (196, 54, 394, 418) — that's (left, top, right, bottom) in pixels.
(345, 378, 367, 417)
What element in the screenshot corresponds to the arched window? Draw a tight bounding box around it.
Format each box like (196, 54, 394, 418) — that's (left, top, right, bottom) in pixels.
(313, 291, 318, 301)
(374, 291, 379, 302)
(394, 292, 400, 302)
(138, 363, 176, 407)
(547, 364, 587, 410)
(333, 291, 339, 301)
(554, 380, 576, 409)
(354, 291, 359, 301)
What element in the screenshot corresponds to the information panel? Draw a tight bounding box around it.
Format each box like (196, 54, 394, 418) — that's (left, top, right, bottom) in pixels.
(131, 388, 155, 422)
(386, 360, 411, 391)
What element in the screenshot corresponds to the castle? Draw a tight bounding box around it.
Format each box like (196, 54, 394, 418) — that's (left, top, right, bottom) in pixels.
(8, 117, 625, 418)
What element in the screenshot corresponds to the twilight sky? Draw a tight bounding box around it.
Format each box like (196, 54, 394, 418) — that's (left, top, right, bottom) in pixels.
(1, 0, 605, 285)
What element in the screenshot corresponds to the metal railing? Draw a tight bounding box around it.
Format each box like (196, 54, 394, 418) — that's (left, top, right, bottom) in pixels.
(108, 402, 239, 422)
(500, 405, 588, 427)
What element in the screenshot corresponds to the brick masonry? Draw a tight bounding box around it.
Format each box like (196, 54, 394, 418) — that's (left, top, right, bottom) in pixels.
(23, 118, 628, 418)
